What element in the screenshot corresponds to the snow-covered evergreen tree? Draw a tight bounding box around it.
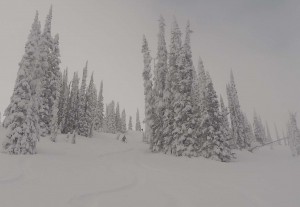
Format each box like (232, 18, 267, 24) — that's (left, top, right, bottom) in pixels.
(242, 113, 255, 148)
(192, 57, 206, 134)
(102, 105, 109, 133)
(253, 111, 266, 145)
(27, 12, 42, 99)
(102, 101, 117, 134)
(170, 21, 196, 156)
(4, 10, 40, 119)
(135, 109, 141, 131)
(61, 82, 70, 133)
(65, 72, 79, 134)
(161, 65, 174, 153)
(141, 35, 155, 145)
(192, 57, 207, 151)
(286, 113, 300, 156)
(50, 99, 59, 142)
(85, 73, 97, 137)
(77, 61, 88, 136)
(58, 68, 68, 129)
(226, 71, 248, 149)
(121, 109, 127, 133)
(2, 12, 41, 153)
(151, 16, 168, 148)
(154, 16, 168, 101)
(107, 101, 116, 134)
(115, 102, 122, 133)
(161, 18, 182, 154)
(94, 81, 104, 131)
(128, 116, 133, 130)
(38, 7, 61, 136)
(220, 95, 231, 144)
(49, 34, 61, 142)
(199, 72, 234, 161)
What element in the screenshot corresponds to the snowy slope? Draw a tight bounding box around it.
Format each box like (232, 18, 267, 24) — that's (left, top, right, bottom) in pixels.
(0, 128, 299, 207)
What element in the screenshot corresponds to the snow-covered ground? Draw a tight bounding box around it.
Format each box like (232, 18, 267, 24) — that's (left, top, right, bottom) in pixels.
(0, 128, 299, 207)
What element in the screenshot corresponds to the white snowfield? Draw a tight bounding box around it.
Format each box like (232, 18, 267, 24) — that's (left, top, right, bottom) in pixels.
(0, 129, 299, 207)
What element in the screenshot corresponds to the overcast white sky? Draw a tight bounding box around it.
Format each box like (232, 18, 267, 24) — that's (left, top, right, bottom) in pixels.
(0, 0, 299, 135)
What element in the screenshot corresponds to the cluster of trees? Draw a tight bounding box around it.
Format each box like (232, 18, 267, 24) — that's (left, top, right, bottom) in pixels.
(102, 102, 141, 134)
(142, 17, 235, 161)
(141, 17, 292, 161)
(57, 62, 103, 138)
(2, 8, 141, 155)
(3, 9, 297, 158)
(3, 8, 57, 154)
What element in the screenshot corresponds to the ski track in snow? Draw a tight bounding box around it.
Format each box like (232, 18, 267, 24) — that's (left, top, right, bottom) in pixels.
(0, 157, 25, 185)
(1, 131, 295, 207)
(68, 175, 139, 207)
(68, 141, 179, 207)
(135, 161, 170, 174)
(68, 147, 139, 207)
(97, 148, 133, 158)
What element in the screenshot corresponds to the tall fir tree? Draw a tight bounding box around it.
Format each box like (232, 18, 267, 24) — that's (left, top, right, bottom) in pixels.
(85, 74, 97, 137)
(77, 61, 88, 136)
(226, 71, 248, 149)
(253, 111, 266, 145)
(115, 102, 122, 132)
(141, 35, 155, 145)
(102, 104, 109, 133)
(196, 57, 207, 113)
(3, 12, 41, 154)
(107, 101, 116, 134)
(162, 18, 182, 154)
(242, 112, 255, 148)
(128, 116, 133, 130)
(199, 72, 233, 161)
(38, 6, 61, 136)
(193, 57, 207, 151)
(58, 68, 68, 128)
(154, 16, 168, 99)
(151, 16, 168, 147)
(65, 72, 79, 133)
(49, 34, 61, 142)
(220, 95, 231, 144)
(161, 63, 174, 153)
(121, 109, 127, 133)
(170, 21, 196, 156)
(4, 11, 40, 120)
(61, 82, 71, 133)
(135, 109, 141, 131)
(191, 57, 206, 139)
(94, 81, 104, 131)
(50, 98, 59, 142)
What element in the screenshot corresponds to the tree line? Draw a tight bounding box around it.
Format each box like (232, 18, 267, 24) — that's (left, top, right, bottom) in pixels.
(141, 16, 300, 161)
(2, 7, 142, 154)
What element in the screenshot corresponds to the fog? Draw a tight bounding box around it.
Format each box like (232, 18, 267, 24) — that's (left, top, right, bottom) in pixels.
(0, 0, 299, 134)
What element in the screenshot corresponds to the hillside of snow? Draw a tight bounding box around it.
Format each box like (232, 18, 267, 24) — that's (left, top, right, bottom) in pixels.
(0, 127, 299, 207)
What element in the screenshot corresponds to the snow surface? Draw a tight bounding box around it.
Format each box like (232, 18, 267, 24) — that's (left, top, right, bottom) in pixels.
(0, 128, 299, 207)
